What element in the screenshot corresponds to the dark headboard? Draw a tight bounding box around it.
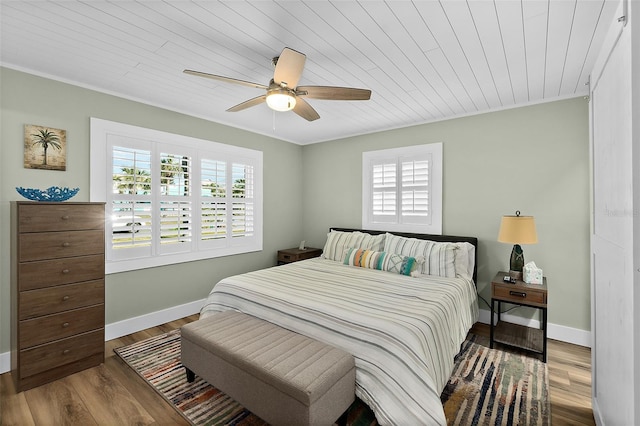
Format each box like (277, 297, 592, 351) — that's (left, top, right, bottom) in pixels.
(330, 227, 478, 284)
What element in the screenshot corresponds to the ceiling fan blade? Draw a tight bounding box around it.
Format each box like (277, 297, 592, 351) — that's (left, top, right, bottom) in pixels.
(292, 98, 320, 121)
(226, 95, 267, 112)
(296, 86, 371, 100)
(273, 47, 306, 89)
(184, 69, 267, 90)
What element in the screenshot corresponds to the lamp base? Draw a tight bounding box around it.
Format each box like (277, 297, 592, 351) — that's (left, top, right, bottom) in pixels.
(509, 244, 525, 281)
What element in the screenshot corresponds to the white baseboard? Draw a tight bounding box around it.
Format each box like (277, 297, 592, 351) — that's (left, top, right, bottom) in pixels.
(0, 303, 591, 375)
(478, 308, 592, 348)
(0, 352, 9, 375)
(0, 299, 206, 374)
(105, 298, 206, 341)
(592, 396, 603, 426)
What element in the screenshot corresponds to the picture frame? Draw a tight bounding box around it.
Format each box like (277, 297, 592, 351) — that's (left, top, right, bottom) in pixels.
(24, 124, 67, 171)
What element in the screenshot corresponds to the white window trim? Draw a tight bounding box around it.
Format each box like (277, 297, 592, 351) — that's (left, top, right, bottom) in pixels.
(90, 118, 263, 274)
(362, 143, 442, 234)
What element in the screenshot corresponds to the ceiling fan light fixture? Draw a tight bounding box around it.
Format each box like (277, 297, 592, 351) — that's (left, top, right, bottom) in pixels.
(266, 89, 296, 112)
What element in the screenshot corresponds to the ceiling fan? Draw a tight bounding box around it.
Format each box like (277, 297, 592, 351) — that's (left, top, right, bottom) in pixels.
(184, 47, 371, 122)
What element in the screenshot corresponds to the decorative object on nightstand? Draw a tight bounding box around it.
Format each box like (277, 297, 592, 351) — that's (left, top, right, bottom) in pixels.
(523, 261, 544, 284)
(277, 247, 322, 265)
(490, 271, 548, 362)
(497, 210, 538, 280)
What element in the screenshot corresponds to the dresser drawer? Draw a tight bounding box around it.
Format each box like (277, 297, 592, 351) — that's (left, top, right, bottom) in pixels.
(19, 304, 105, 348)
(19, 230, 104, 261)
(493, 284, 547, 306)
(20, 280, 104, 320)
(18, 255, 104, 291)
(19, 329, 104, 379)
(18, 203, 104, 233)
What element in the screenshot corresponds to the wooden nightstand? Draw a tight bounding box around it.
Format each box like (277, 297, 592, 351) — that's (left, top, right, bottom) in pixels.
(277, 247, 322, 265)
(490, 271, 548, 362)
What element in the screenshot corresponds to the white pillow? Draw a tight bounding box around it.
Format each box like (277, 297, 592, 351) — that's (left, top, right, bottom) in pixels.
(453, 242, 475, 280)
(322, 231, 386, 262)
(384, 233, 457, 278)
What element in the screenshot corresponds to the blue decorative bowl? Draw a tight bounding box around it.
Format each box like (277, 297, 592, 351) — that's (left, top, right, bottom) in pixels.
(16, 186, 80, 202)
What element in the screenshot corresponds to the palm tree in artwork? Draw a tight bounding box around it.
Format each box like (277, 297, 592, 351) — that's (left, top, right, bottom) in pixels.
(31, 128, 62, 166)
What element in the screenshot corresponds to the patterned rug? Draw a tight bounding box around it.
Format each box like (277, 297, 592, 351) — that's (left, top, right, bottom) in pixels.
(114, 330, 549, 425)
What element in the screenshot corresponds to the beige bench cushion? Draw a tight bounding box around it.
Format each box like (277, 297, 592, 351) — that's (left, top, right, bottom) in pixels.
(181, 310, 355, 407)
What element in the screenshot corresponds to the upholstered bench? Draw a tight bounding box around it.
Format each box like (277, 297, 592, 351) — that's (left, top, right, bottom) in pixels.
(180, 310, 356, 426)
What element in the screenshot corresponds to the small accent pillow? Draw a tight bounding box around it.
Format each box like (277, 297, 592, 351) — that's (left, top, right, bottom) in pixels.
(384, 233, 458, 278)
(343, 247, 419, 276)
(322, 230, 386, 262)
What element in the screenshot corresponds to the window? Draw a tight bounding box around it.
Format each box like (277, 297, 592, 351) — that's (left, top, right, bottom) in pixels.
(362, 143, 442, 234)
(90, 118, 262, 274)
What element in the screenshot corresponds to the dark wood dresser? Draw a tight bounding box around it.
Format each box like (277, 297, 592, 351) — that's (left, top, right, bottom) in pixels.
(11, 201, 105, 391)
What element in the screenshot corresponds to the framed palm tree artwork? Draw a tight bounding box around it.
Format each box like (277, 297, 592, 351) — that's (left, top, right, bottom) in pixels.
(24, 124, 67, 171)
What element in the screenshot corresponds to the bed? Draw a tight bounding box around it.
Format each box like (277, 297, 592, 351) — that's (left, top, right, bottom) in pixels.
(200, 228, 479, 425)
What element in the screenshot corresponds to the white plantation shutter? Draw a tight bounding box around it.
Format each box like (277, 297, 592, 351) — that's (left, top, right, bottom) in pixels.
(90, 118, 263, 274)
(372, 162, 397, 219)
(363, 144, 442, 234)
(231, 163, 255, 239)
(371, 161, 397, 223)
(201, 159, 227, 242)
(159, 152, 193, 254)
(401, 159, 429, 224)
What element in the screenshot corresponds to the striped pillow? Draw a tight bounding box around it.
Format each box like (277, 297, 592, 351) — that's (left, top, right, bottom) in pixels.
(343, 248, 418, 276)
(383, 233, 457, 277)
(322, 231, 386, 262)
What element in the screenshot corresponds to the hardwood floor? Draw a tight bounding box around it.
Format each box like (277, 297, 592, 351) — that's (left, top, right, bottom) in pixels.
(2, 318, 593, 425)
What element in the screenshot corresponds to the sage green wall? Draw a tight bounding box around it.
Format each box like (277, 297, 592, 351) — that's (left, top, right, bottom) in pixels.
(0, 67, 591, 360)
(301, 98, 591, 331)
(0, 68, 304, 354)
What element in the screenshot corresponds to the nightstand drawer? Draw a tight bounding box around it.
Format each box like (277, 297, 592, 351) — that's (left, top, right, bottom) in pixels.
(493, 283, 547, 305)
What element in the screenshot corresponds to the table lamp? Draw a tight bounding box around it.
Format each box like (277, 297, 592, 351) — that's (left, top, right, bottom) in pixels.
(497, 210, 538, 280)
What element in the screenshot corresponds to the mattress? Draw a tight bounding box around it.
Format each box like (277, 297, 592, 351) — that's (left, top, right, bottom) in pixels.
(200, 257, 478, 425)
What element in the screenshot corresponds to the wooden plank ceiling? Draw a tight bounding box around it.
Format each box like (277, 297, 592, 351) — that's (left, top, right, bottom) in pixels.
(0, 1, 618, 144)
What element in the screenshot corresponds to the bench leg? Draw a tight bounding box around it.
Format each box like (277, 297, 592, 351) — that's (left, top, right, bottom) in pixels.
(185, 367, 195, 383)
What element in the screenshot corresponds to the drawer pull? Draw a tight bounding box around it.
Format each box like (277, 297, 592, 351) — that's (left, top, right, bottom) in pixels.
(63, 349, 70, 355)
(62, 295, 70, 301)
(509, 291, 527, 298)
(62, 269, 70, 274)
(61, 215, 70, 220)
(62, 242, 70, 247)
(62, 322, 70, 328)
(283, 255, 291, 260)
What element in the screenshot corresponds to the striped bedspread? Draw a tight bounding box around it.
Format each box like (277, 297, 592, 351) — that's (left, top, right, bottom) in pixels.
(200, 258, 478, 425)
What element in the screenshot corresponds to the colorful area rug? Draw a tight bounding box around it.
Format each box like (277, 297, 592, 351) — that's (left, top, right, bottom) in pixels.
(114, 330, 549, 425)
